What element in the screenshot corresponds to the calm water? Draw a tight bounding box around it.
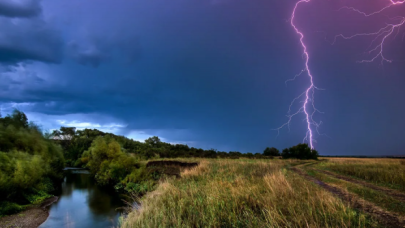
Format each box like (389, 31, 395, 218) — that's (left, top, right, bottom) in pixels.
(40, 169, 125, 228)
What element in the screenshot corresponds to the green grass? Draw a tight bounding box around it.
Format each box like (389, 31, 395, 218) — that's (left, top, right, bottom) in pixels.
(0, 189, 53, 216)
(306, 169, 405, 216)
(316, 158, 405, 192)
(0, 202, 27, 217)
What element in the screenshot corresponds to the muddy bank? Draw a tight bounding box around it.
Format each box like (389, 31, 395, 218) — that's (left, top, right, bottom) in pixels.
(0, 197, 58, 228)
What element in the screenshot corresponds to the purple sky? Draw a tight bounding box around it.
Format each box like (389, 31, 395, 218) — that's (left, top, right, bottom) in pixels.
(1, 0, 404, 155)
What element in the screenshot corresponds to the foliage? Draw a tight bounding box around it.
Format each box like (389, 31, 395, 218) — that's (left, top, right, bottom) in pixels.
(144, 136, 162, 148)
(263, 147, 280, 156)
(80, 136, 149, 192)
(53, 125, 283, 165)
(0, 110, 29, 129)
(53, 128, 157, 166)
(281, 143, 319, 160)
(0, 110, 64, 215)
(0, 201, 26, 216)
(124, 180, 156, 195)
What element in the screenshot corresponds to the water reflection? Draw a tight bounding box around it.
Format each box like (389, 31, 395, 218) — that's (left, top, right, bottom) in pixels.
(40, 169, 125, 228)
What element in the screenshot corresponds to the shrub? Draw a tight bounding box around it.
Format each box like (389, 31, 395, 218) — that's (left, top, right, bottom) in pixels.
(281, 143, 318, 160)
(0, 110, 64, 215)
(0, 201, 26, 216)
(80, 136, 148, 192)
(263, 147, 280, 156)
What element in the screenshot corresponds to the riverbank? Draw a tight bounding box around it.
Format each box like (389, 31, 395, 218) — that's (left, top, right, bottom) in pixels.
(0, 197, 58, 228)
(121, 159, 380, 227)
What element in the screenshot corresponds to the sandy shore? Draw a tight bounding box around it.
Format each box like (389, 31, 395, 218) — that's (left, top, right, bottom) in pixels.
(0, 196, 58, 228)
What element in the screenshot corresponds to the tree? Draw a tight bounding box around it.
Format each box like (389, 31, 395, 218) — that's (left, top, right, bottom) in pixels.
(0, 109, 28, 129)
(10, 110, 28, 129)
(145, 136, 162, 148)
(60, 127, 76, 140)
(0, 111, 64, 215)
(203, 149, 217, 158)
(263, 147, 280, 156)
(245, 152, 254, 158)
(281, 143, 318, 160)
(80, 136, 139, 185)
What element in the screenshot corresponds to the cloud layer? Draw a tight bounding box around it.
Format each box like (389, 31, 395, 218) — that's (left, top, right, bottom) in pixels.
(1, 0, 405, 155)
(0, 0, 42, 18)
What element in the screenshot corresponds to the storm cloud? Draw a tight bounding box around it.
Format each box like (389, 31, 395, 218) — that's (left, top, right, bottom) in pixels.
(1, 0, 405, 155)
(0, 0, 42, 18)
(0, 0, 62, 64)
(0, 18, 62, 64)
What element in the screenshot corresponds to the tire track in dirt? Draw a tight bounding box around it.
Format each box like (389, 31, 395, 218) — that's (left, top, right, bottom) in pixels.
(291, 167, 405, 228)
(314, 169, 405, 203)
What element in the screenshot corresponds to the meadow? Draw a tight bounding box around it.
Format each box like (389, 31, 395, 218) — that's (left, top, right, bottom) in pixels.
(2, 111, 404, 227)
(120, 157, 405, 228)
(315, 158, 405, 191)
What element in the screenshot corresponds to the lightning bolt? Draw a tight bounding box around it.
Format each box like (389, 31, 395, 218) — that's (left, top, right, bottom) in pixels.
(276, 0, 404, 149)
(335, 0, 405, 64)
(276, 0, 320, 149)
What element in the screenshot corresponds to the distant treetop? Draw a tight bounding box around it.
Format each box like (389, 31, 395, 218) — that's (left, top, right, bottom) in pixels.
(263, 147, 280, 156)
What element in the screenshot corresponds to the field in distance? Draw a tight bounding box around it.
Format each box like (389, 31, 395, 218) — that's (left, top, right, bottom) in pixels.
(121, 157, 405, 228)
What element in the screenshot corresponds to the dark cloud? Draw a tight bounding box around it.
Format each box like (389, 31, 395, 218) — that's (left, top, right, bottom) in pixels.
(1, 0, 405, 155)
(0, 18, 63, 64)
(67, 36, 142, 67)
(68, 42, 109, 68)
(73, 50, 107, 68)
(0, 0, 42, 18)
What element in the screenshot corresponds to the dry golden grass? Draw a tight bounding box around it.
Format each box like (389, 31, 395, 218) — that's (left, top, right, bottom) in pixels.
(121, 159, 376, 228)
(181, 160, 209, 177)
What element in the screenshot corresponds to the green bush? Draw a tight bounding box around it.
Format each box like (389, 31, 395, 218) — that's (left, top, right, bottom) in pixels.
(0, 110, 64, 215)
(263, 147, 280, 156)
(80, 136, 159, 195)
(281, 143, 319, 160)
(80, 136, 144, 185)
(0, 201, 26, 216)
(124, 180, 155, 195)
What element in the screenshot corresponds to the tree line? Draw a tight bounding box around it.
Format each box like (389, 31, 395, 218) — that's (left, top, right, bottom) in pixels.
(52, 128, 289, 167)
(0, 110, 318, 215)
(53, 126, 318, 165)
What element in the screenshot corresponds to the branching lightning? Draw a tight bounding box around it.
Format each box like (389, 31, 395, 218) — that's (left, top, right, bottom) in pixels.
(276, 0, 320, 149)
(335, 0, 405, 64)
(276, 0, 404, 149)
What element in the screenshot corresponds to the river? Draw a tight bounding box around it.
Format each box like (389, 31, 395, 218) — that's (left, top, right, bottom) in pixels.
(39, 169, 125, 228)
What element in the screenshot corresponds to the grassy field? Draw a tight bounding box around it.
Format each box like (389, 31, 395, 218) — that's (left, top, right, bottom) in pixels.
(120, 158, 404, 228)
(315, 158, 405, 191)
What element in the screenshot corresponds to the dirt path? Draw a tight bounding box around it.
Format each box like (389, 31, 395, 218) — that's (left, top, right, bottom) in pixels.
(291, 167, 405, 228)
(314, 169, 405, 203)
(0, 197, 58, 228)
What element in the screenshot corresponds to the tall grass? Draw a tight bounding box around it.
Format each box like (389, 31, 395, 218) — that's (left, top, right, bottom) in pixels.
(121, 159, 376, 228)
(318, 158, 405, 191)
(306, 169, 405, 215)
